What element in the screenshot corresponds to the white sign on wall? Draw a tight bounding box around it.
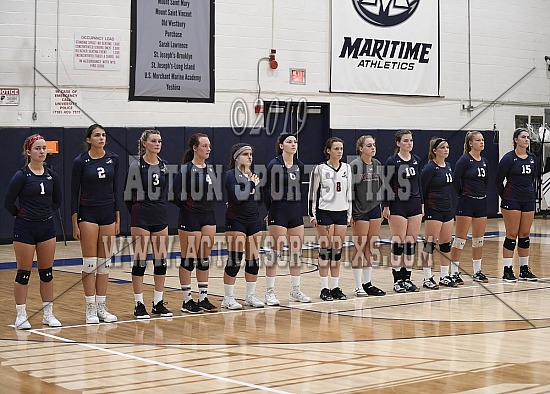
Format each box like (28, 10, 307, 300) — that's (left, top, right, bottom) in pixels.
(74, 33, 121, 70)
(0, 88, 20, 105)
(331, 0, 440, 96)
(51, 89, 82, 116)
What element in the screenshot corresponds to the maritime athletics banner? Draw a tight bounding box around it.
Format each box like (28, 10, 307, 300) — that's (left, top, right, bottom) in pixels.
(331, 0, 440, 96)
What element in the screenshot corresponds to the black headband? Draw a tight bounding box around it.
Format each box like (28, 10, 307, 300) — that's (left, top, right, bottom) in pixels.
(513, 128, 527, 139)
(433, 138, 446, 150)
(278, 133, 296, 145)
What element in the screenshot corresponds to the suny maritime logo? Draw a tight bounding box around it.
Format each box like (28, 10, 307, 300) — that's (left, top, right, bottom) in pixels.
(352, 0, 420, 27)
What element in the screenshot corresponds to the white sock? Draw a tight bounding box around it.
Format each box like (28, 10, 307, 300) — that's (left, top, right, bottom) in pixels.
(291, 275, 300, 288)
(266, 276, 276, 289)
(224, 284, 234, 297)
(440, 266, 449, 278)
(246, 281, 256, 297)
(96, 295, 106, 304)
(85, 295, 95, 304)
(320, 276, 329, 289)
(450, 261, 459, 274)
(423, 267, 432, 279)
(353, 268, 363, 288)
(362, 266, 372, 284)
(16, 304, 26, 313)
(331, 277, 339, 289)
(519, 256, 529, 266)
(503, 258, 513, 267)
(134, 293, 144, 304)
(153, 290, 163, 304)
(181, 285, 192, 302)
(198, 282, 208, 301)
(473, 259, 482, 272)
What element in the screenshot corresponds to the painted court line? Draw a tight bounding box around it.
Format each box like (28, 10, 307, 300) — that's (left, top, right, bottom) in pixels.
(27, 329, 292, 394)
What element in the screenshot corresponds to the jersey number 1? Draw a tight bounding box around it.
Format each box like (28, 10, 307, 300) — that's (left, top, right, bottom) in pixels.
(39, 182, 45, 195)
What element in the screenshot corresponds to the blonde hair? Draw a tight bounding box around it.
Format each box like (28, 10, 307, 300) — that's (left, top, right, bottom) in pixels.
(138, 129, 161, 159)
(428, 137, 446, 161)
(355, 135, 374, 155)
(464, 131, 482, 153)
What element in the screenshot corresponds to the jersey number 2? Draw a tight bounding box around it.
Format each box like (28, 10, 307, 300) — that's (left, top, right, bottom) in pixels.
(97, 167, 106, 179)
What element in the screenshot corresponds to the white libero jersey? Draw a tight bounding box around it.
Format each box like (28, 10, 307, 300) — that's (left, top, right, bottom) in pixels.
(308, 162, 353, 221)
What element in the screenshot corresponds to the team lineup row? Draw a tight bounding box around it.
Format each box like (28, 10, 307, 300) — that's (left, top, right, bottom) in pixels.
(5, 125, 537, 328)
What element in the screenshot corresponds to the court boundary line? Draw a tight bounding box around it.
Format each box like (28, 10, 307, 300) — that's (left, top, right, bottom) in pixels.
(26, 329, 293, 394)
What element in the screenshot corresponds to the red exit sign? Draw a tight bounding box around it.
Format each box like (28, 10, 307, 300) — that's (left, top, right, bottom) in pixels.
(290, 68, 306, 85)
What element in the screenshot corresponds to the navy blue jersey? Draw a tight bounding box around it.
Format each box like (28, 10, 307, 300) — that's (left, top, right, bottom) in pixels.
(124, 158, 169, 226)
(264, 155, 304, 210)
(453, 153, 488, 198)
(421, 161, 454, 212)
(383, 153, 422, 206)
(496, 151, 536, 202)
(4, 166, 62, 221)
(225, 168, 261, 223)
(71, 151, 120, 214)
(173, 162, 218, 213)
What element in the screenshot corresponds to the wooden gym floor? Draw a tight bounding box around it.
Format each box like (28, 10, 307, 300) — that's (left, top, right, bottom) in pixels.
(1, 217, 550, 393)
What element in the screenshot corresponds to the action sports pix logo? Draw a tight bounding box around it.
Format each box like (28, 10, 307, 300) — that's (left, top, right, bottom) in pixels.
(339, 0, 432, 71)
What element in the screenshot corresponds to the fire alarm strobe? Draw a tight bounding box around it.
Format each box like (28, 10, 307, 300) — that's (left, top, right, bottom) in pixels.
(269, 49, 278, 69)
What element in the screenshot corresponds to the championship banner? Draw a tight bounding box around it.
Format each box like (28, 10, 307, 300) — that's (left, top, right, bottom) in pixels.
(129, 0, 214, 102)
(331, 0, 440, 96)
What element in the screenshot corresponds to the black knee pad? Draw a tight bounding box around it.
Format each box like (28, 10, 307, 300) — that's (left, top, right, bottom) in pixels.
(132, 259, 147, 276)
(245, 259, 259, 275)
(38, 267, 53, 282)
(224, 263, 241, 277)
(404, 242, 416, 256)
(180, 257, 195, 271)
(439, 241, 452, 253)
(503, 237, 516, 252)
(423, 241, 436, 254)
(224, 251, 243, 277)
(391, 242, 404, 256)
(318, 247, 331, 260)
(15, 270, 31, 285)
(518, 237, 530, 249)
(332, 248, 342, 262)
(196, 258, 210, 271)
(153, 258, 167, 275)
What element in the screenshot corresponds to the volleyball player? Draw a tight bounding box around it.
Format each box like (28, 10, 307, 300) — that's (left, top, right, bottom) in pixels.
(309, 137, 352, 301)
(71, 124, 119, 324)
(174, 133, 218, 313)
(222, 143, 264, 309)
(420, 137, 457, 289)
(450, 131, 489, 284)
(124, 129, 172, 319)
(5, 134, 62, 329)
(263, 133, 311, 306)
(496, 128, 538, 282)
(349, 135, 386, 297)
(383, 130, 422, 293)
